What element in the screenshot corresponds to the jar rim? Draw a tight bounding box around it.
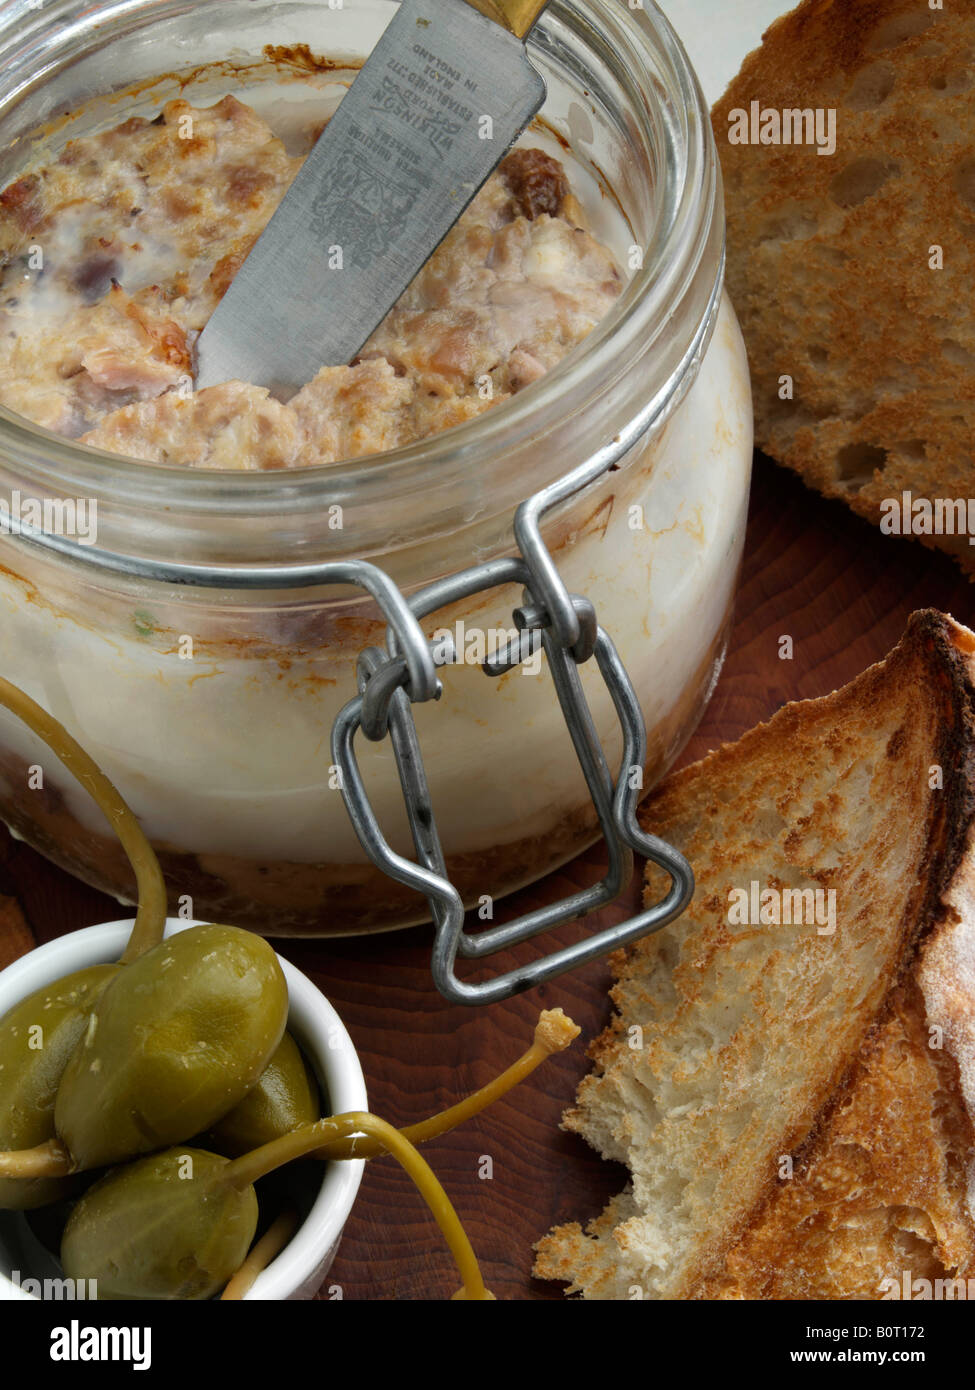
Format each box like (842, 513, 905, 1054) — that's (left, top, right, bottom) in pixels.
(0, 0, 721, 568)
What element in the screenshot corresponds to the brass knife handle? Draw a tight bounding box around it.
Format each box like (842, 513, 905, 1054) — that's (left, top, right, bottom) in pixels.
(462, 0, 549, 40)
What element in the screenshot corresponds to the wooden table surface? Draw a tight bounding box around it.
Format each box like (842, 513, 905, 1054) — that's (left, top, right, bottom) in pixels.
(2, 451, 972, 1301)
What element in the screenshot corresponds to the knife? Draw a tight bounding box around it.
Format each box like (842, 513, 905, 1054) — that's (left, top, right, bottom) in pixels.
(195, 0, 550, 395)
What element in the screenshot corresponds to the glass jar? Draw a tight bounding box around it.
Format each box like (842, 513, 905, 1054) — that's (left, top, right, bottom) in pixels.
(0, 0, 752, 935)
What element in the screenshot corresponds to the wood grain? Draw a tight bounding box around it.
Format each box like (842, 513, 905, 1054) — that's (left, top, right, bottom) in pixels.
(0, 452, 972, 1299)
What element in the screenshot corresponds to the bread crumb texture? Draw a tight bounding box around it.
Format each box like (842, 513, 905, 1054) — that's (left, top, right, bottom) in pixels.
(535, 610, 975, 1299)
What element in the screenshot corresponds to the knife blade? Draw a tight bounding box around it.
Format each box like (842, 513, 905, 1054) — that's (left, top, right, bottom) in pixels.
(194, 0, 549, 394)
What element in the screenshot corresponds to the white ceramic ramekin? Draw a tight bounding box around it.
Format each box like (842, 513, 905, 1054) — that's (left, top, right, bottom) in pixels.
(0, 918, 367, 1301)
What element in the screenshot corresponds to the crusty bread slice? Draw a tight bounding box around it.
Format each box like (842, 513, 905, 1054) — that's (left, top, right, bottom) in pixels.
(534, 610, 975, 1299)
(693, 797, 975, 1300)
(712, 0, 975, 572)
(700, 978, 975, 1299)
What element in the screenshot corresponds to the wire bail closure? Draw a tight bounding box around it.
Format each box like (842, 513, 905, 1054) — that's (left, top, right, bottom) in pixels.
(7, 428, 695, 1005)
(332, 445, 695, 1006)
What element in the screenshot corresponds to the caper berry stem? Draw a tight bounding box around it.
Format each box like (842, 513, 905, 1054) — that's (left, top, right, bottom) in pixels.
(0, 678, 167, 961)
(220, 1207, 299, 1301)
(0, 1137, 71, 1178)
(223, 1111, 492, 1300)
(317, 1008, 581, 1161)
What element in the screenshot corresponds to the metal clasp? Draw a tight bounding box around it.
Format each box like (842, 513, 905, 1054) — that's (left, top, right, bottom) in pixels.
(332, 444, 695, 1006)
(7, 435, 693, 998)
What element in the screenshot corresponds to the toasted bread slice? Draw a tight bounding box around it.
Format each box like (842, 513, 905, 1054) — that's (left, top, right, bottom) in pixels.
(712, 0, 975, 572)
(692, 917, 975, 1299)
(534, 611, 975, 1299)
(695, 807, 975, 1299)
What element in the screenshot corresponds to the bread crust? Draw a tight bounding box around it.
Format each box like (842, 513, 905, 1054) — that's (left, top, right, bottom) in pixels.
(712, 0, 975, 572)
(535, 611, 975, 1299)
